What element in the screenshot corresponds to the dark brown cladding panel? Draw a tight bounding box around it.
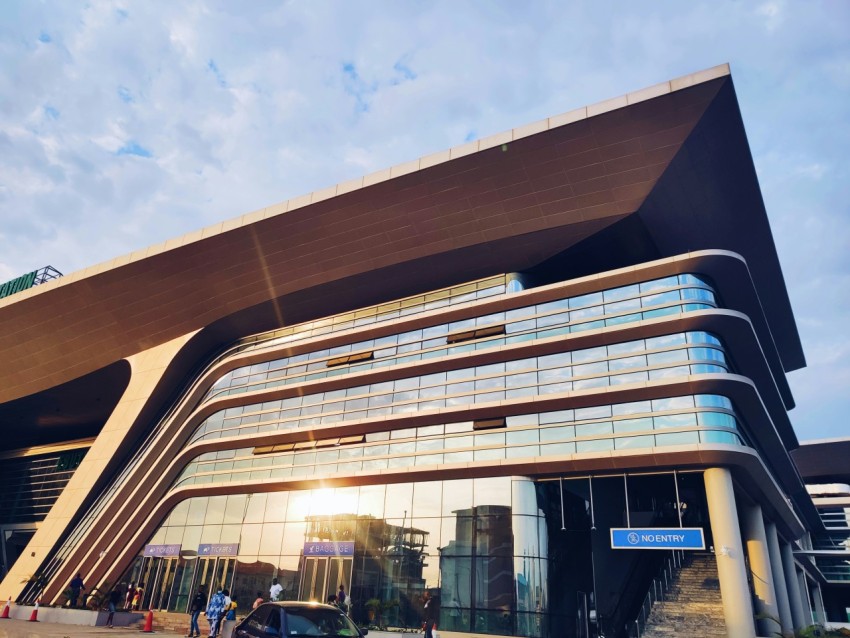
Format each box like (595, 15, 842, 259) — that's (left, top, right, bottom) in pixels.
(0, 77, 737, 404)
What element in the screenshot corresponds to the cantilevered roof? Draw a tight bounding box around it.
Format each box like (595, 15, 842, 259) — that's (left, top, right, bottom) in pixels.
(0, 64, 804, 413)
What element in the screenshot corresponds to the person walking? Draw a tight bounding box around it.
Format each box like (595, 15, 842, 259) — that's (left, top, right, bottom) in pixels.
(124, 583, 136, 610)
(187, 585, 205, 637)
(206, 587, 226, 638)
(69, 573, 86, 607)
(132, 582, 145, 610)
(106, 588, 122, 627)
(269, 578, 282, 602)
(337, 585, 350, 615)
(422, 590, 438, 638)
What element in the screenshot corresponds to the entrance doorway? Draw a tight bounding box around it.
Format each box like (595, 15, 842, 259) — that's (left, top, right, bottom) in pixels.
(190, 557, 236, 608)
(299, 556, 352, 602)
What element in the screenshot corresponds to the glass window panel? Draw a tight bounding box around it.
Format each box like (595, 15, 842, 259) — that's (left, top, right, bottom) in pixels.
(655, 432, 700, 446)
(442, 479, 473, 516)
(416, 438, 443, 452)
(654, 413, 698, 428)
(608, 354, 647, 371)
(506, 429, 540, 444)
(614, 417, 654, 433)
(611, 371, 649, 386)
(205, 496, 227, 525)
(700, 431, 740, 445)
(474, 432, 505, 447)
(540, 442, 576, 455)
(444, 451, 474, 464)
(389, 441, 416, 455)
(384, 483, 413, 518)
(474, 477, 512, 507)
(474, 448, 505, 461)
(418, 424, 445, 437)
(576, 438, 614, 453)
(648, 366, 690, 380)
(605, 298, 641, 313)
(647, 349, 687, 365)
(575, 421, 613, 437)
(698, 412, 737, 428)
(539, 409, 574, 425)
(615, 435, 655, 450)
(569, 291, 603, 309)
(652, 396, 695, 411)
(575, 405, 612, 420)
(243, 493, 267, 524)
(444, 435, 473, 450)
(506, 445, 539, 459)
(573, 361, 609, 376)
(604, 284, 640, 302)
(281, 522, 307, 554)
(695, 394, 732, 409)
(540, 425, 574, 442)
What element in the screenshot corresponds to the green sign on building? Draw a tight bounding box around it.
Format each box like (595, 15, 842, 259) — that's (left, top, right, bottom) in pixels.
(0, 270, 38, 299)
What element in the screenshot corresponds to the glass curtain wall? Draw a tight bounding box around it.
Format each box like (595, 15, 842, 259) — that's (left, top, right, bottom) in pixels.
(121, 472, 712, 638)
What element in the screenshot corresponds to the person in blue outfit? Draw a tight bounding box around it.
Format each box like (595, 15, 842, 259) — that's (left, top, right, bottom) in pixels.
(206, 587, 226, 638)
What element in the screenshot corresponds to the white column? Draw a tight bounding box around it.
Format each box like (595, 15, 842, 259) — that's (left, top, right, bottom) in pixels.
(812, 583, 826, 625)
(780, 541, 806, 630)
(704, 468, 756, 638)
(742, 502, 781, 636)
(765, 522, 794, 634)
(798, 569, 813, 626)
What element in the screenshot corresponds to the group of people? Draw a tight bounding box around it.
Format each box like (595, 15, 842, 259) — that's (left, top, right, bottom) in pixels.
(188, 585, 237, 638)
(66, 574, 145, 629)
(326, 584, 351, 613)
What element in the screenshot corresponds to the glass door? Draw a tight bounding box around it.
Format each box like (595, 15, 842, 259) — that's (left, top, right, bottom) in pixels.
(300, 557, 328, 602)
(189, 557, 237, 609)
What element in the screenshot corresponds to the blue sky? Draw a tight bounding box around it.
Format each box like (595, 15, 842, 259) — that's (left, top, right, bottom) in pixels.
(0, 1, 848, 441)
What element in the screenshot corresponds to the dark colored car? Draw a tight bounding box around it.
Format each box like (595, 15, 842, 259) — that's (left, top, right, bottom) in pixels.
(234, 601, 368, 638)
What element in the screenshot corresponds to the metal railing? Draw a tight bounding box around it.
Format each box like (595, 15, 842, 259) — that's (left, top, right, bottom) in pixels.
(627, 550, 687, 638)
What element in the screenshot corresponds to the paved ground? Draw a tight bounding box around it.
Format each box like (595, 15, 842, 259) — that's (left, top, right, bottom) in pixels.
(0, 619, 184, 638)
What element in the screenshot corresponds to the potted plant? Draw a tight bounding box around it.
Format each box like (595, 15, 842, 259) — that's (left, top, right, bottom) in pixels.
(365, 598, 381, 625)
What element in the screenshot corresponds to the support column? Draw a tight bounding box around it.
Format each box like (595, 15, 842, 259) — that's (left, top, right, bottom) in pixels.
(742, 502, 781, 636)
(765, 522, 794, 634)
(704, 468, 756, 638)
(781, 541, 806, 630)
(812, 583, 826, 625)
(798, 569, 813, 626)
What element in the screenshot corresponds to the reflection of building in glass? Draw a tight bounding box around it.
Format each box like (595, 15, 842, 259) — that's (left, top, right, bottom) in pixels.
(1, 66, 840, 638)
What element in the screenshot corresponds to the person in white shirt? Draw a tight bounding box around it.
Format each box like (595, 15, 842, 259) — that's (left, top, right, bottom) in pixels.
(269, 578, 283, 602)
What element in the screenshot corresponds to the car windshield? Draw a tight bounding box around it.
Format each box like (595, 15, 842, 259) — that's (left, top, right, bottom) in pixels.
(284, 607, 360, 637)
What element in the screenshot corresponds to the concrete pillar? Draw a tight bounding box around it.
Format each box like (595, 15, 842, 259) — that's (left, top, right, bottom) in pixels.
(798, 569, 813, 626)
(780, 541, 807, 630)
(741, 502, 781, 636)
(765, 522, 794, 634)
(704, 468, 756, 638)
(812, 583, 826, 625)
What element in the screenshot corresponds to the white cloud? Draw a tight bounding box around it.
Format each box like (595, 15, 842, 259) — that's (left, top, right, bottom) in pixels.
(0, 0, 848, 440)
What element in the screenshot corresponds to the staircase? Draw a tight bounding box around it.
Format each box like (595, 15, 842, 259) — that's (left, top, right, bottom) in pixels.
(129, 610, 192, 634)
(637, 553, 726, 637)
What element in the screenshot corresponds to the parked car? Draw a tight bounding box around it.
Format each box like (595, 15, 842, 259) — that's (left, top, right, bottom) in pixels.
(234, 601, 368, 638)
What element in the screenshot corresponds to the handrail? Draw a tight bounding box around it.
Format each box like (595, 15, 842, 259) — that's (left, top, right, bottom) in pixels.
(627, 550, 687, 638)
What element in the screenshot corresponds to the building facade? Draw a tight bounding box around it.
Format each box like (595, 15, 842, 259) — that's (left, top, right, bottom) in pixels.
(0, 65, 837, 637)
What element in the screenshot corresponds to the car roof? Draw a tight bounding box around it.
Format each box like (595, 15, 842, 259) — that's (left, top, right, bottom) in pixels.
(265, 601, 341, 611)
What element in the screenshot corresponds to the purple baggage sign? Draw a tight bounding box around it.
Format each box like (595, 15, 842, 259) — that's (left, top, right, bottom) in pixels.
(303, 541, 354, 556)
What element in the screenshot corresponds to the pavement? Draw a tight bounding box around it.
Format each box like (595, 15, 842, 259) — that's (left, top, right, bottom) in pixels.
(0, 619, 185, 638)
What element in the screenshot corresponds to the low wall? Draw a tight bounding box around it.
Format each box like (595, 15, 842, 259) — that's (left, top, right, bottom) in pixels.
(7, 605, 145, 626)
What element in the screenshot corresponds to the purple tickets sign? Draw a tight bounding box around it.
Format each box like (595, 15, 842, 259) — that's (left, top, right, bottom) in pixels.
(198, 543, 240, 556)
(144, 544, 181, 557)
(303, 542, 354, 556)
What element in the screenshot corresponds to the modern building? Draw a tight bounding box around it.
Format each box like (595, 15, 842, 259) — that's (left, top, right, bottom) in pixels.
(0, 64, 839, 637)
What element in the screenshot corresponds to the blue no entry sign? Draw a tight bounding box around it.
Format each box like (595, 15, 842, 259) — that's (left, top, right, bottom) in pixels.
(610, 528, 705, 550)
